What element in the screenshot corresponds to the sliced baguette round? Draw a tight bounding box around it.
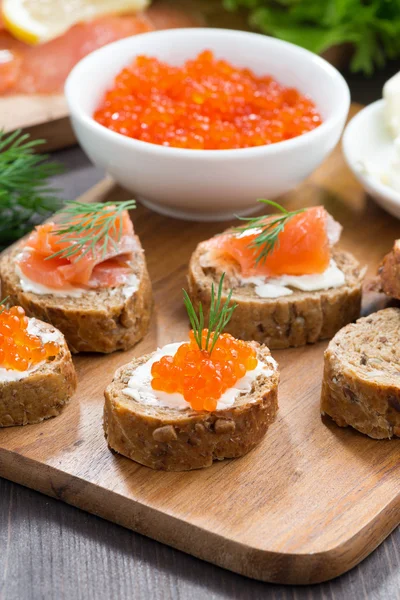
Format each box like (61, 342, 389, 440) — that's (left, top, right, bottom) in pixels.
(0, 241, 153, 354)
(188, 242, 365, 349)
(104, 343, 279, 471)
(321, 308, 400, 439)
(0, 319, 77, 427)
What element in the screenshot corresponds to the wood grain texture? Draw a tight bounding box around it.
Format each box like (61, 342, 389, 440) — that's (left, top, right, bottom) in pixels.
(0, 477, 398, 600)
(0, 105, 399, 586)
(0, 94, 74, 152)
(0, 478, 399, 600)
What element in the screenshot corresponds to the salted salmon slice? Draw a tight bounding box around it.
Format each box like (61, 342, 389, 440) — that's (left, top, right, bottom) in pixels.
(208, 206, 338, 278)
(17, 210, 137, 290)
(0, 4, 198, 94)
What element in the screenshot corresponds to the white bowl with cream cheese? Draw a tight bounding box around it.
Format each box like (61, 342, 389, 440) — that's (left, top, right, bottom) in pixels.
(343, 72, 400, 219)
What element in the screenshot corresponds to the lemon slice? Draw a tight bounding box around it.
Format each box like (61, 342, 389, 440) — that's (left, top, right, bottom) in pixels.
(2, 0, 150, 45)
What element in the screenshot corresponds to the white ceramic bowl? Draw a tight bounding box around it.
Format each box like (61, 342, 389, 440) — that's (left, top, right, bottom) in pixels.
(342, 100, 400, 219)
(65, 28, 350, 221)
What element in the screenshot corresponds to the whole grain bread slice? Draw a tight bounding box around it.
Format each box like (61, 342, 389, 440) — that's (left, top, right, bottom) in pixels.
(0, 239, 153, 354)
(188, 242, 365, 349)
(104, 343, 279, 471)
(321, 308, 400, 439)
(0, 319, 77, 427)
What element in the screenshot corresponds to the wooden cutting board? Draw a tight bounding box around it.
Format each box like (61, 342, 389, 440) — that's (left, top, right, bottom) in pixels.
(0, 112, 399, 585)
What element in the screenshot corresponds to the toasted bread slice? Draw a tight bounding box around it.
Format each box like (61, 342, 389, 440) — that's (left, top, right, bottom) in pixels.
(104, 343, 279, 471)
(377, 239, 400, 299)
(0, 319, 77, 427)
(0, 240, 153, 354)
(321, 308, 400, 439)
(188, 242, 365, 349)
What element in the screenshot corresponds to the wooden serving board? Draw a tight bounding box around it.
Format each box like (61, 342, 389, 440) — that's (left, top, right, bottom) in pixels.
(0, 108, 399, 585)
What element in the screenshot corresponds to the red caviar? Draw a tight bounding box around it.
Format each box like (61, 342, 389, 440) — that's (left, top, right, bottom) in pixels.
(151, 330, 258, 412)
(0, 306, 59, 372)
(94, 50, 322, 150)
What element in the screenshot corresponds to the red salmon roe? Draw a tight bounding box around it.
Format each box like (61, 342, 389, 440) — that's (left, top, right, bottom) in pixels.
(93, 50, 322, 150)
(0, 306, 60, 372)
(151, 330, 258, 412)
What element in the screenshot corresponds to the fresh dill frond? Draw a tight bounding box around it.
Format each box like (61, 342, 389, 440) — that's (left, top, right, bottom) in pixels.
(0, 297, 10, 315)
(234, 199, 305, 264)
(183, 273, 238, 354)
(0, 130, 63, 249)
(47, 199, 137, 262)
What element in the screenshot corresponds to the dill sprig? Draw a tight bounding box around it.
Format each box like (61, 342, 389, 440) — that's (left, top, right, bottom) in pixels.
(47, 199, 136, 262)
(183, 273, 238, 354)
(0, 130, 63, 249)
(0, 297, 10, 315)
(234, 199, 305, 264)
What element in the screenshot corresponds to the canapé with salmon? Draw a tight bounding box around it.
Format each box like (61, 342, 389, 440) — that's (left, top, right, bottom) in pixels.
(0, 200, 152, 353)
(188, 200, 366, 349)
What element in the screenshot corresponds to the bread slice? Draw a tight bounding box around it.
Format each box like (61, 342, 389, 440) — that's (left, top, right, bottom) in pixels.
(104, 343, 279, 471)
(188, 243, 365, 349)
(0, 319, 77, 427)
(0, 240, 153, 354)
(377, 239, 400, 299)
(321, 308, 400, 439)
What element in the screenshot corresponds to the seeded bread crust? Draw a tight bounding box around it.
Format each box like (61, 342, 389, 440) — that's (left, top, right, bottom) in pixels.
(188, 242, 365, 349)
(377, 239, 400, 299)
(0, 320, 77, 427)
(321, 308, 400, 439)
(104, 343, 279, 471)
(0, 240, 153, 354)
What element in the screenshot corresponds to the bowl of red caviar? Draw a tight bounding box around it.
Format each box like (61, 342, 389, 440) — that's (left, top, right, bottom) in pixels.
(66, 28, 350, 221)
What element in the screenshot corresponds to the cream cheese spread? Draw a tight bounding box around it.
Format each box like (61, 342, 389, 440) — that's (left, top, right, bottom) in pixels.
(239, 260, 346, 298)
(16, 259, 139, 299)
(122, 342, 277, 411)
(383, 71, 400, 139)
(0, 318, 61, 383)
(361, 72, 400, 193)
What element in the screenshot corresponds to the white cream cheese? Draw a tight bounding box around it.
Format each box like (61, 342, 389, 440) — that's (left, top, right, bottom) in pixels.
(0, 318, 61, 383)
(362, 71, 400, 193)
(122, 342, 277, 411)
(16, 259, 139, 299)
(381, 136, 400, 193)
(238, 260, 346, 298)
(383, 71, 400, 139)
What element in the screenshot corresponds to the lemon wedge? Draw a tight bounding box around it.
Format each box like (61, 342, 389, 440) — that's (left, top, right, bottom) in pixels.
(2, 0, 150, 45)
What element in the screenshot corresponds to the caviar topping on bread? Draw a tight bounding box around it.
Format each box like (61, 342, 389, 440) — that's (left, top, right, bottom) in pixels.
(104, 276, 279, 471)
(321, 308, 400, 439)
(0, 302, 77, 427)
(189, 200, 365, 349)
(0, 201, 152, 354)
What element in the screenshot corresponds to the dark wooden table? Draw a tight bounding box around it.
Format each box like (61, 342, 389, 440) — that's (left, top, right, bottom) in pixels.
(1, 65, 399, 600)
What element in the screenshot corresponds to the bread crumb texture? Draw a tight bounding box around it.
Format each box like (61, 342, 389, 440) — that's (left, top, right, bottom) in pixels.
(321, 308, 400, 439)
(104, 343, 279, 471)
(0, 322, 77, 427)
(0, 241, 153, 354)
(189, 243, 365, 349)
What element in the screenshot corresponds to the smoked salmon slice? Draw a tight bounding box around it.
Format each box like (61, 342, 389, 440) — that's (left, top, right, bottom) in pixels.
(0, 4, 198, 95)
(207, 206, 339, 278)
(17, 209, 137, 290)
